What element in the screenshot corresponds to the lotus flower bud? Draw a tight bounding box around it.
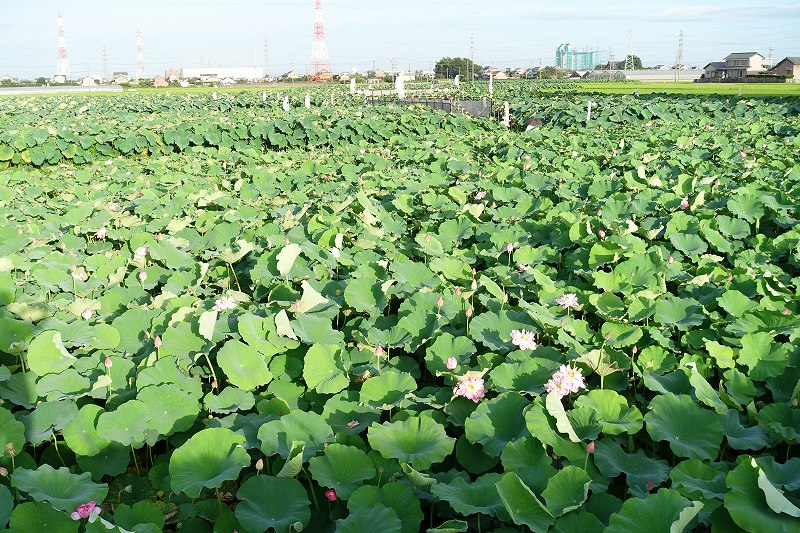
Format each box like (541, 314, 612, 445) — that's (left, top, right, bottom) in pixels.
(668, 256, 674, 264)
(154, 335, 162, 347)
(587, 441, 595, 454)
(255, 458, 264, 472)
(138, 270, 148, 282)
(632, 345, 638, 354)
(598, 230, 606, 238)
(506, 242, 514, 253)
(104, 356, 112, 368)
(604, 332, 612, 341)
(446, 357, 457, 370)
(597, 209, 602, 216)
(0, 467, 7, 476)
(455, 287, 462, 296)
(325, 489, 337, 501)
(375, 344, 384, 357)
(437, 296, 444, 308)
(211, 379, 218, 389)
(783, 309, 790, 315)
(471, 279, 477, 291)
(82, 309, 93, 320)
(466, 306, 473, 317)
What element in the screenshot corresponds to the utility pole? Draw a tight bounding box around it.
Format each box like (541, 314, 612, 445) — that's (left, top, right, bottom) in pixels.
(264, 38, 269, 74)
(470, 33, 475, 82)
(675, 30, 684, 81)
(766, 45, 773, 68)
(102, 46, 108, 81)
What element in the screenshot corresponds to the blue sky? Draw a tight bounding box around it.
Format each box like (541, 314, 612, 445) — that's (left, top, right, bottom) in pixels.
(1, 1, 798, 78)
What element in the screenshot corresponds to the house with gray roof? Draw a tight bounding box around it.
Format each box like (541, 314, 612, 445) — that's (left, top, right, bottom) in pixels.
(703, 62, 727, 79)
(771, 57, 800, 81)
(701, 52, 767, 79)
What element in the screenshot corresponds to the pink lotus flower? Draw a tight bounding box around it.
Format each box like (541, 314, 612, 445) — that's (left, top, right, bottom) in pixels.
(325, 489, 338, 501)
(475, 191, 487, 200)
(81, 308, 93, 320)
(545, 365, 586, 399)
(511, 329, 537, 351)
(107, 203, 119, 211)
(138, 270, 148, 282)
(454, 376, 485, 403)
(71, 501, 101, 520)
(446, 357, 458, 370)
(506, 242, 514, 254)
(95, 227, 106, 240)
(679, 197, 690, 210)
(213, 296, 237, 312)
(556, 293, 579, 310)
(598, 229, 606, 238)
(133, 246, 148, 261)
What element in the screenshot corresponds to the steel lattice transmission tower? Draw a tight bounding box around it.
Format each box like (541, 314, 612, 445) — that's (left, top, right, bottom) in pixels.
(135, 29, 146, 79)
(624, 31, 634, 70)
(310, 0, 331, 80)
(56, 11, 71, 78)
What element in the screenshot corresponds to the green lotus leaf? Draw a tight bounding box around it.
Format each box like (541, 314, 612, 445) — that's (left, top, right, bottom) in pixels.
(368, 416, 454, 470)
(495, 472, 555, 531)
(500, 436, 557, 493)
(542, 465, 592, 517)
(524, 398, 585, 462)
(573, 389, 643, 435)
(20, 400, 79, 445)
(292, 312, 344, 345)
(76, 443, 131, 481)
(322, 391, 381, 435)
(606, 489, 701, 533)
(669, 459, 728, 500)
(455, 435, 500, 475)
(257, 410, 333, 460)
(276, 243, 303, 277)
(203, 386, 255, 414)
(62, 405, 109, 457)
(594, 439, 670, 496)
(756, 403, 799, 444)
(431, 473, 507, 518)
(348, 482, 424, 533)
(738, 332, 789, 381)
(344, 274, 388, 315)
(157, 321, 208, 363)
(216, 339, 273, 391)
(669, 232, 708, 257)
(169, 428, 250, 498)
(112, 501, 165, 532)
(645, 393, 723, 460)
(303, 343, 349, 394)
(0, 485, 12, 529)
(427, 520, 469, 533)
(717, 290, 758, 318)
(9, 501, 78, 533)
(138, 385, 200, 436)
(425, 332, 476, 374)
(545, 392, 581, 443)
(360, 370, 416, 409)
(551, 511, 606, 533)
(653, 296, 704, 331)
(96, 399, 149, 446)
(464, 392, 530, 455)
(235, 475, 311, 533)
(27, 330, 77, 376)
(11, 464, 108, 512)
(725, 457, 800, 531)
(308, 443, 375, 499)
(336, 505, 402, 533)
(0, 405, 26, 459)
(90, 323, 120, 350)
(490, 358, 560, 394)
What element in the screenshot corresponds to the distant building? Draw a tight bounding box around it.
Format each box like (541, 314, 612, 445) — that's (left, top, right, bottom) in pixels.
(165, 67, 180, 82)
(80, 76, 98, 86)
(180, 67, 263, 81)
(771, 57, 800, 81)
(281, 70, 301, 81)
(220, 77, 236, 86)
(722, 52, 766, 78)
(478, 67, 507, 80)
(52, 74, 67, 84)
(703, 62, 727, 79)
(113, 72, 130, 84)
(556, 44, 604, 70)
(153, 75, 168, 88)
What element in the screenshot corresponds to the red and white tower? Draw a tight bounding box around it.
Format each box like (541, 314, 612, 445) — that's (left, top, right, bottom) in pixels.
(310, 0, 331, 80)
(135, 29, 145, 79)
(56, 11, 71, 78)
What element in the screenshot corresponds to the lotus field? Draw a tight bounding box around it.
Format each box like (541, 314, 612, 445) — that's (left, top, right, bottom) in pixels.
(0, 85, 799, 532)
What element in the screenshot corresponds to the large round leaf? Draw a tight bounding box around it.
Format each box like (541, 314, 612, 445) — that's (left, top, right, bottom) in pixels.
(169, 428, 250, 498)
(464, 392, 530, 455)
(573, 389, 643, 435)
(235, 475, 311, 533)
(645, 393, 723, 460)
(9, 501, 77, 533)
(96, 399, 149, 446)
(308, 444, 375, 499)
(257, 410, 333, 461)
(302, 343, 349, 394)
(594, 439, 670, 496)
(0, 405, 26, 459)
(27, 330, 76, 376)
(430, 473, 506, 518)
(724, 457, 800, 532)
(606, 488, 702, 533)
(216, 339, 273, 391)
(495, 472, 555, 531)
(542, 465, 592, 517)
(360, 371, 417, 409)
(11, 464, 108, 512)
(348, 482, 424, 533)
(367, 416, 454, 470)
(336, 505, 402, 533)
(0, 485, 13, 529)
(138, 385, 200, 436)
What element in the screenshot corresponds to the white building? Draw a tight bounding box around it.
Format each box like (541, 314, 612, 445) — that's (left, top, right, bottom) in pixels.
(180, 67, 264, 81)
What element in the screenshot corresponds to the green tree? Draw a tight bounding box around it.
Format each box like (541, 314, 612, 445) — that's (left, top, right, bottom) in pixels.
(434, 57, 482, 81)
